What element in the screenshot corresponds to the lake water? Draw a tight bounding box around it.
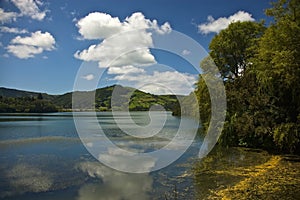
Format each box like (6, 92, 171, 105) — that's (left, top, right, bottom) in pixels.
(1, 112, 295, 199)
(0, 112, 202, 200)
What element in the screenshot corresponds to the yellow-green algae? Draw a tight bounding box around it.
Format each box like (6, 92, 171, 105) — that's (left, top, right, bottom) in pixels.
(193, 147, 300, 200)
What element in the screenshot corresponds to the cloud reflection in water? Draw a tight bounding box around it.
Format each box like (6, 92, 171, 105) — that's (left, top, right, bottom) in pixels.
(77, 161, 153, 200)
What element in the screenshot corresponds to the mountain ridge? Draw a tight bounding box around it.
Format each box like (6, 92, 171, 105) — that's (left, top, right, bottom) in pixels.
(0, 85, 182, 113)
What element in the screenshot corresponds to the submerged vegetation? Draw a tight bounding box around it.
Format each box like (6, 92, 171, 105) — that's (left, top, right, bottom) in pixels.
(192, 0, 300, 154)
(193, 147, 300, 200)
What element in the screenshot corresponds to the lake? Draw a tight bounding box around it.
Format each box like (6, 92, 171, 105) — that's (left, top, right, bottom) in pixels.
(1, 112, 299, 199)
(0, 112, 202, 200)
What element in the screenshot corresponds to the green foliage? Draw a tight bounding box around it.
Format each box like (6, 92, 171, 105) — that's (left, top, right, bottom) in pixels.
(197, 21, 266, 145)
(273, 123, 300, 153)
(195, 75, 210, 132)
(209, 21, 265, 80)
(194, 0, 300, 154)
(252, 0, 300, 153)
(111, 86, 179, 111)
(0, 96, 58, 113)
(255, 2, 300, 123)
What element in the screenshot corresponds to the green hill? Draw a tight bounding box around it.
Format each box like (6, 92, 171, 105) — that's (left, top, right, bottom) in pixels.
(0, 87, 55, 100)
(0, 85, 181, 112)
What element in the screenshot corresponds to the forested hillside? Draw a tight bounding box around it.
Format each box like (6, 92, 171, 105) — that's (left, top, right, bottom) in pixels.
(0, 85, 180, 113)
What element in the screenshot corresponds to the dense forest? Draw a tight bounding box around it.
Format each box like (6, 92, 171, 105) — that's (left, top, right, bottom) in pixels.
(0, 85, 179, 113)
(193, 0, 300, 154)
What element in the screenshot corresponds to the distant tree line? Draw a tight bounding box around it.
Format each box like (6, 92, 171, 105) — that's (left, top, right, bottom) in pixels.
(0, 94, 58, 113)
(0, 85, 180, 113)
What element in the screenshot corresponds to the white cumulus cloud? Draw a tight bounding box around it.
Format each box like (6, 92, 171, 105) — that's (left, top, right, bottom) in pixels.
(76, 12, 123, 40)
(11, 0, 46, 21)
(76, 12, 171, 40)
(74, 44, 156, 68)
(112, 70, 197, 95)
(10, 31, 55, 50)
(7, 44, 43, 59)
(0, 8, 18, 23)
(74, 12, 171, 68)
(198, 11, 255, 34)
(107, 65, 145, 75)
(7, 31, 56, 59)
(0, 26, 28, 34)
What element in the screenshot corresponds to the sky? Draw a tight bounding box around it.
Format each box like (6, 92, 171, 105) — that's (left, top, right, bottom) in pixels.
(0, 0, 272, 95)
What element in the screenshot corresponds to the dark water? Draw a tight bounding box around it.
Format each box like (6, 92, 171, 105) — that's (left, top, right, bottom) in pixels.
(0, 112, 202, 200)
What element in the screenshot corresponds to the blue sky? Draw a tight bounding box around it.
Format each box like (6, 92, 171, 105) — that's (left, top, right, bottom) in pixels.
(0, 0, 272, 95)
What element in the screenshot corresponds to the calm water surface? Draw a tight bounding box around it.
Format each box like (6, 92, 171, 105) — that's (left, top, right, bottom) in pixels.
(0, 112, 202, 200)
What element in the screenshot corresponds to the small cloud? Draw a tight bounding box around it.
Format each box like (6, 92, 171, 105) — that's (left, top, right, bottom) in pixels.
(207, 15, 214, 22)
(76, 12, 123, 40)
(7, 44, 43, 59)
(182, 49, 191, 56)
(11, 0, 46, 21)
(7, 31, 56, 59)
(10, 31, 55, 50)
(70, 10, 77, 17)
(73, 35, 84, 41)
(198, 11, 255, 34)
(0, 26, 28, 34)
(0, 8, 18, 23)
(42, 55, 48, 59)
(81, 74, 95, 81)
(107, 65, 145, 75)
